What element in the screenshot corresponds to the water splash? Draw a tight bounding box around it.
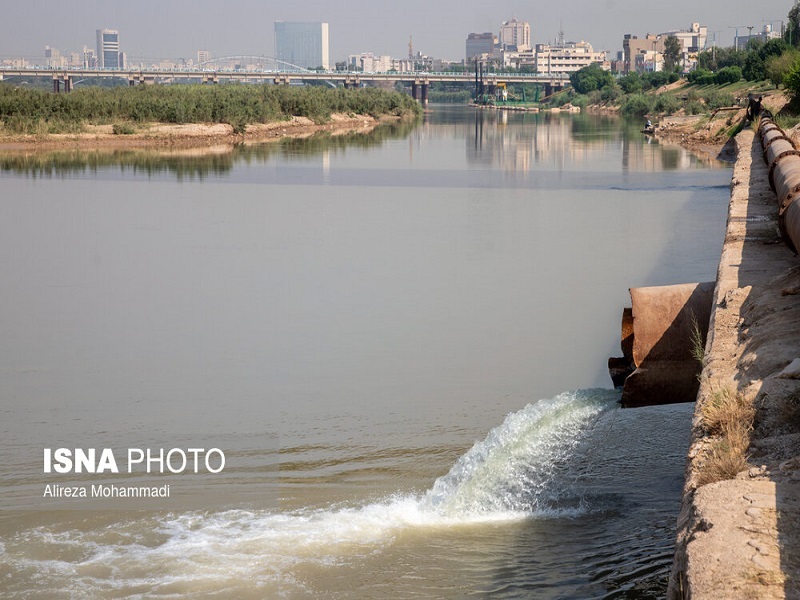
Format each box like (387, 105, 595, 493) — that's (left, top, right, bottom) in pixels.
(422, 388, 619, 518)
(2, 389, 620, 596)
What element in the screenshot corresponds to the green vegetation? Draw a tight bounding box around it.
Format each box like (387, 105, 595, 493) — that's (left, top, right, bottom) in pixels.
(663, 36, 682, 72)
(546, 4, 800, 123)
(0, 83, 422, 134)
(569, 63, 614, 94)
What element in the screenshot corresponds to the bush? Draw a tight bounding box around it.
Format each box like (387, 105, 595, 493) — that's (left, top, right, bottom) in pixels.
(766, 49, 800, 87)
(686, 100, 705, 115)
(618, 73, 643, 94)
(703, 89, 734, 109)
(571, 94, 589, 110)
(548, 90, 573, 107)
(620, 93, 654, 116)
(653, 93, 681, 114)
(600, 84, 621, 102)
(569, 63, 614, 94)
(786, 61, 800, 99)
(688, 69, 714, 84)
(112, 122, 135, 135)
(715, 66, 743, 85)
(642, 71, 670, 90)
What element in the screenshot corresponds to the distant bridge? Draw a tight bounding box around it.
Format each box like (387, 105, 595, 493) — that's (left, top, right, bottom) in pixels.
(0, 61, 570, 100)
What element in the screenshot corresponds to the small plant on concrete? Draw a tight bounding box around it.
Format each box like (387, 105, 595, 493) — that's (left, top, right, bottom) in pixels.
(697, 385, 755, 485)
(689, 312, 705, 367)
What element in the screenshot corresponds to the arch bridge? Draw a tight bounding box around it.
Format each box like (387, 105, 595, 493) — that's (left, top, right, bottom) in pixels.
(0, 57, 570, 101)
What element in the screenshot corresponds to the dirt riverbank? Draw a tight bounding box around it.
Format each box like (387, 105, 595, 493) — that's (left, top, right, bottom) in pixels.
(0, 113, 384, 153)
(668, 124, 800, 598)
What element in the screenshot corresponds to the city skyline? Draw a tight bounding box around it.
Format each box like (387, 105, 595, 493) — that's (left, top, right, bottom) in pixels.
(0, 0, 791, 64)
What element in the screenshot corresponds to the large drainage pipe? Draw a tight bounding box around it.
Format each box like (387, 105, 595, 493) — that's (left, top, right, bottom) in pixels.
(758, 114, 800, 254)
(609, 282, 715, 408)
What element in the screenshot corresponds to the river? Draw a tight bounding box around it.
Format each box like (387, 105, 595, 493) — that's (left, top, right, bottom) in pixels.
(0, 106, 730, 598)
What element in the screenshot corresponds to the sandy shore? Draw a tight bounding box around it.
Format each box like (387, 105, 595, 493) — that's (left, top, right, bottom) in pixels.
(0, 113, 384, 153)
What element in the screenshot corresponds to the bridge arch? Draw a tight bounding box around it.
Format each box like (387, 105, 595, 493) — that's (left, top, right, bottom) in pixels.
(198, 56, 317, 74)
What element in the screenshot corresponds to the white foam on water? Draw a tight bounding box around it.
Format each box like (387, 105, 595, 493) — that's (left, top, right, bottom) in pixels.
(3, 389, 619, 596)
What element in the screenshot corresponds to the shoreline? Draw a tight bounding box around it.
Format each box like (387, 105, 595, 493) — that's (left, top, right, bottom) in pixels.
(0, 113, 389, 153)
(668, 123, 800, 598)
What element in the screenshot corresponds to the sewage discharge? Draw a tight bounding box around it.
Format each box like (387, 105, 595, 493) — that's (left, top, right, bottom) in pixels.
(3, 389, 621, 595)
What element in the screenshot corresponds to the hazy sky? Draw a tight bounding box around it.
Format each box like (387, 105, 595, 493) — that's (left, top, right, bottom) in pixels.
(0, 0, 793, 63)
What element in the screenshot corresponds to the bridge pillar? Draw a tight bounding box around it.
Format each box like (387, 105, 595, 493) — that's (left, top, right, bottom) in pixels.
(64, 77, 72, 93)
(274, 75, 290, 85)
(411, 81, 418, 101)
(544, 83, 564, 98)
(53, 76, 60, 93)
(420, 82, 429, 105)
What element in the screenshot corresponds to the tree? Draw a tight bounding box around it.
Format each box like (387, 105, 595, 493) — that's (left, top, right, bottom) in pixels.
(766, 48, 800, 87)
(618, 73, 642, 93)
(743, 53, 766, 81)
(664, 36, 682, 72)
(788, 1, 800, 48)
(784, 59, 800, 97)
(698, 47, 747, 72)
(761, 38, 790, 60)
(715, 66, 743, 84)
(741, 38, 791, 81)
(569, 63, 614, 94)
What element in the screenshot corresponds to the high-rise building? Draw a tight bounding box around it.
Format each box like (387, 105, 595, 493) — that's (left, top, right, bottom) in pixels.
(499, 19, 531, 51)
(96, 29, 122, 69)
(44, 46, 67, 68)
(466, 32, 497, 62)
(197, 50, 212, 66)
(274, 22, 330, 70)
(83, 46, 97, 69)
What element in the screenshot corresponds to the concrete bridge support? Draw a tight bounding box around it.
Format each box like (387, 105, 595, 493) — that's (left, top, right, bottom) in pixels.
(411, 80, 429, 104)
(52, 75, 73, 93)
(343, 76, 360, 89)
(544, 83, 566, 98)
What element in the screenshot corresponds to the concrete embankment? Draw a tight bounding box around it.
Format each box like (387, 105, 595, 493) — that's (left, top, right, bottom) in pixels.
(668, 126, 800, 598)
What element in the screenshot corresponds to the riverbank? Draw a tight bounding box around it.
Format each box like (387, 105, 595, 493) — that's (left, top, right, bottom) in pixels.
(668, 124, 800, 598)
(0, 113, 389, 153)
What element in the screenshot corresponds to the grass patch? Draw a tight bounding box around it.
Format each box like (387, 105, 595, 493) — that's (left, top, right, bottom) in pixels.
(112, 122, 136, 135)
(697, 385, 755, 485)
(775, 113, 800, 130)
(690, 313, 705, 367)
(0, 84, 422, 133)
